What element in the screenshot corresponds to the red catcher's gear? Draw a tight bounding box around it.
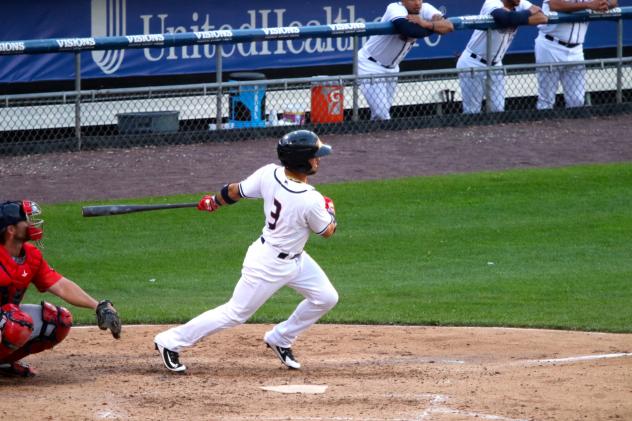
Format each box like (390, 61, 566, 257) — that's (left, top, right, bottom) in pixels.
(40, 301, 73, 343)
(21, 200, 44, 241)
(0, 303, 34, 360)
(0, 243, 62, 306)
(0, 301, 72, 363)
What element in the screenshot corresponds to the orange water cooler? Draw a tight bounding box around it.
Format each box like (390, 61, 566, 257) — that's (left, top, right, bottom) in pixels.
(310, 77, 344, 124)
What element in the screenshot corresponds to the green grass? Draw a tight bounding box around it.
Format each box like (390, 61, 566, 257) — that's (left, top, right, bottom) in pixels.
(25, 162, 632, 332)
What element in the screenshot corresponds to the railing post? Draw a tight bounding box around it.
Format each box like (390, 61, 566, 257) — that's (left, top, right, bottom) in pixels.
(216, 45, 223, 128)
(74, 52, 82, 151)
(485, 28, 493, 113)
(616, 17, 623, 104)
(352, 35, 359, 122)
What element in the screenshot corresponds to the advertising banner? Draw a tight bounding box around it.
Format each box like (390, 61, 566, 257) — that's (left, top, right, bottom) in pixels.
(0, 0, 629, 83)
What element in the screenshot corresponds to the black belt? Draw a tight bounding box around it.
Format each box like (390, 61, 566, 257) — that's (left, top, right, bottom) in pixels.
(260, 237, 301, 260)
(545, 34, 580, 49)
(368, 56, 395, 69)
(470, 53, 497, 66)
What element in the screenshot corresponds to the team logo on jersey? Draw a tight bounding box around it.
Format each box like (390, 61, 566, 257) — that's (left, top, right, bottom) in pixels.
(90, 0, 127, 74)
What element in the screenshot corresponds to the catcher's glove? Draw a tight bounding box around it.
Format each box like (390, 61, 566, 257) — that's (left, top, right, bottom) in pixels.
(96, 300, 122, 339)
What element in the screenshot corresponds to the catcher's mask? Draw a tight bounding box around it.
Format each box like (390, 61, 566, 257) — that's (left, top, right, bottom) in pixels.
(0, 200, 44, 243)
(277, 130, 332, 174)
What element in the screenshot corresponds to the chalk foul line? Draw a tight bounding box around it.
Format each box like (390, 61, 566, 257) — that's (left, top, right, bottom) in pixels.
(524, 352, 632, 365)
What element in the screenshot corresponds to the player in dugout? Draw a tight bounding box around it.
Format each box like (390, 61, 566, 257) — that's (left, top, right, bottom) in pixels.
(457, 0, 548, 114)
(535, 0, 618, 110)
(0, 200, 121, 377)
(358, 0, 454, 120)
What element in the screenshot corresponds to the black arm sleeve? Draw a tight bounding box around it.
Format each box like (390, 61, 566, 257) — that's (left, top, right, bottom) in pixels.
(490, 9, 531, 28)
(392, 18, 434, 39)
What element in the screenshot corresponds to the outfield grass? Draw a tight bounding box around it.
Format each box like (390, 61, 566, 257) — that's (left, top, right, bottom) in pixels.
(26, 162, 632, 332)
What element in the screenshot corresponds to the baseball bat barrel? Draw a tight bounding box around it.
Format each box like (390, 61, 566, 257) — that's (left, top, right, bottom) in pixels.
(82, 202, 198, 217)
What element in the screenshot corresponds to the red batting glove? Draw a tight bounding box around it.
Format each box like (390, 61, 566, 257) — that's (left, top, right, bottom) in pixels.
(324, 196, 335, 215)
(197, 195, 219, 212)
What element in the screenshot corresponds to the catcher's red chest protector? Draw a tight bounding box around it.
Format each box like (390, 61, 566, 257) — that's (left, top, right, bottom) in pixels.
(0, 243, 62, 305)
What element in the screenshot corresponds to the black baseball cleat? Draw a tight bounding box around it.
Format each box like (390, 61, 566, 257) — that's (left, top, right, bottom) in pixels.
(265, 341, 301, 369)
(0, 361, 37, 377)
(155, 343, 187, 373)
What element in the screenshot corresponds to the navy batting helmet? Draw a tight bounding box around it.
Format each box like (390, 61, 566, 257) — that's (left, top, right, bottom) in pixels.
(277, 130, 332, 174)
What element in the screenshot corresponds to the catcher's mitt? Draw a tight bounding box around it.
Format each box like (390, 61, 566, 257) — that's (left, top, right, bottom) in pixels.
(96, 300, 122, 339)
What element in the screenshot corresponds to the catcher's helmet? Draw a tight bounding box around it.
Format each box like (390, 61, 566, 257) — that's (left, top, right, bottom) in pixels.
(0, 200, 44, 241)
(277, 130, 332, 174)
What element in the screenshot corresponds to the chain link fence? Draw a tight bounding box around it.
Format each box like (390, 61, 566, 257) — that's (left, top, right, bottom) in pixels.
(1, 57, 631, 156)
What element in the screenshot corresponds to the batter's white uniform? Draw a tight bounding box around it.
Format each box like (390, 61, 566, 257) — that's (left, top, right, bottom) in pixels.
(154, 164, 338, 352)
(358, 2, 442, 120)
(457, 0, 534, 114)
(535, 0, 589, 109)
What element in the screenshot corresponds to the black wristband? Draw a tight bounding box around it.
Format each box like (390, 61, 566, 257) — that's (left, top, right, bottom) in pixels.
(221, 184, 237, 205)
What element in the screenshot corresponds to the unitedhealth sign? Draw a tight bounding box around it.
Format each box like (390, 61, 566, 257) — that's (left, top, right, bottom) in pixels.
(0, 0, 627, 83)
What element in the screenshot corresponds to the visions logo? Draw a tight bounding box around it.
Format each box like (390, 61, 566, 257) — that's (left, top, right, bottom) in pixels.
(91, 0, 127, 74)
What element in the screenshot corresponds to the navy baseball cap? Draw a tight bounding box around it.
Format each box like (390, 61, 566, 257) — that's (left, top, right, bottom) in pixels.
(0, 201, 27, 232)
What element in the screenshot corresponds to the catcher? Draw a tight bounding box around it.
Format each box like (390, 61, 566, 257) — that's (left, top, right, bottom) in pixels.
(0, 200, 121, 377)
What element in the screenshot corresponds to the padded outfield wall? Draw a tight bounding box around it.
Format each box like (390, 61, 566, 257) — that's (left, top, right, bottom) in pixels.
(1, 0, 631, 85)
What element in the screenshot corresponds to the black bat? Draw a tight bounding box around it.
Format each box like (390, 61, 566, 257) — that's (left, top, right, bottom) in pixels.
(82, 203, 197, 217)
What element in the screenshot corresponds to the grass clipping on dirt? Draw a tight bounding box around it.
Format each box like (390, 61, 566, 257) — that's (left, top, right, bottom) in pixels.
(30, 162, 632, 332)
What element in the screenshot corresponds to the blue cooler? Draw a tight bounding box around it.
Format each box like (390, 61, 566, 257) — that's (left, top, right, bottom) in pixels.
(228, 72, 266, 128)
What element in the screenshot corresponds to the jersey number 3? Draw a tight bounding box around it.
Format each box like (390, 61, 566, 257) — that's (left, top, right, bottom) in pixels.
(268, 199, 282, 230)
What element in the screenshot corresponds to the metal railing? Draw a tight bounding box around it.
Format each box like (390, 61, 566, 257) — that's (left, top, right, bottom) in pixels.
(0, 7, 630, 155)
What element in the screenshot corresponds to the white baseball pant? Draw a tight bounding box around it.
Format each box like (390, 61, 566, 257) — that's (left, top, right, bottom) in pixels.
(154, 237, 338, 352)
(358, 49, 400, 120)
(457, 52, 505, 114)
(535, 34, 586, 110)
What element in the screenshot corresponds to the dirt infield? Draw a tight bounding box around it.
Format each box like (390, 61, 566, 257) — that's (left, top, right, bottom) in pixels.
(2, 325, 631, 420)
(3, 114, 632, 203)
(1, 115, 632, 420)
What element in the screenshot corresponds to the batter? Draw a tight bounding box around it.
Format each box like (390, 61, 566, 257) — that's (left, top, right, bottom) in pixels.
(154, 130, 338, 373)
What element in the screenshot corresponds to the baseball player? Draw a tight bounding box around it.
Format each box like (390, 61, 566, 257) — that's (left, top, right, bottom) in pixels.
(154, 130, 338, 373)
(535, 0, 617, 110)
(457, 0, 548, 114)
(0, 200, 121, 377)
(358, 0, 454, 120)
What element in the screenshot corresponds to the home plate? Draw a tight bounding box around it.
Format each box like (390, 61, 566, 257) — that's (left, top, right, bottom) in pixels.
(260, 385, 328, 394)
